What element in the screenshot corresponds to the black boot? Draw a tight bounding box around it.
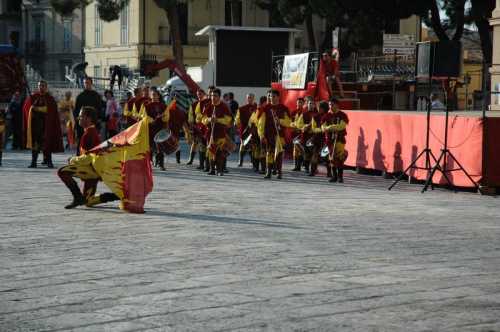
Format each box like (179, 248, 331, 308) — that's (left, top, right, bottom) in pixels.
(337, 168, 344, 183)
(326, 166, 332, 178)
(158, 154, 166, 171)
(46, 153, 54, 168)
(186, 151, 196, 165)
(252, 158, 259, 172)
(304, 160, 310, 173)
(223, 158, 229, 173)
(0, 151, 2, 166)
(217, 158, 224, 176)
(204, 155, 211, 172)
(64, 181, 86, 209)
(308, 163, 317, 176)
(176, 150, 181, 164)
(197, 152, 205, 170)
(264, 164, 272, 179)
(292, 157, 302, 171)
(259, 158, 266, 174)
(208, 160, 216, 175)
(329, 167, 338, 183)
(238, 150, 245, 167)
(28, 151, 38, 168)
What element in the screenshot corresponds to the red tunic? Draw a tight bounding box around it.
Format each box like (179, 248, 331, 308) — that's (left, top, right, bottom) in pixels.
(323, 59, 338, 76)
(145, 101, 166, 139)
(79, 125, 101, 154)
(262, 103, 289, 143)
(301, 109, 323, 147)
(167, 107, 187, 137)
(203, 102, 232, 140)
(22, 92, 64, 153)
(320, 110, 349, 145)
(237, 103, 256, 136)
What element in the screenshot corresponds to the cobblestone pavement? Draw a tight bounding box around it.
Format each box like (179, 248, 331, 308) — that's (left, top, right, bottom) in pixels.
(1, 148, 500, 332)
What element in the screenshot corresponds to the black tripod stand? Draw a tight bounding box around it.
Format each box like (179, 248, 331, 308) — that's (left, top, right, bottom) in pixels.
(421, 82, 479, 192)
(388, 92, 441, 192)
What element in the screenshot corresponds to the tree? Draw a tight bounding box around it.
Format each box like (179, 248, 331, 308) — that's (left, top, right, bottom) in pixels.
(50, 0, 186, 70)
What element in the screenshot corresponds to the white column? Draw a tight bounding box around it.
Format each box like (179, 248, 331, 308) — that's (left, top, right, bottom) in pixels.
(490, 0, 500, 110)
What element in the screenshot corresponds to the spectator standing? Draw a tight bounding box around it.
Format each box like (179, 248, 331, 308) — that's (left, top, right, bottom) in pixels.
(8, 91, 23, 150)
(104, 90, 121, 138)
(58, 91, 76, 149)
(74, 77, 103, 154)
(72, 62, 88, 88)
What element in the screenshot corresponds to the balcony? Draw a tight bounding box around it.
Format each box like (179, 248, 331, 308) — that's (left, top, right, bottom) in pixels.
(26, 41, 46, 55)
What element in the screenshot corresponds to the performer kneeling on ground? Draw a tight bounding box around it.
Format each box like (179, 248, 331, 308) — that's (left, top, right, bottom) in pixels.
(58, 107, 119, 209)
(321, 97, 349, 183)
(258, 89, 291, 179)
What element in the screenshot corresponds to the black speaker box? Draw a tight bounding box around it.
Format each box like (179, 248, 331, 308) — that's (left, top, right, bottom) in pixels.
(416, 41, 461, 78)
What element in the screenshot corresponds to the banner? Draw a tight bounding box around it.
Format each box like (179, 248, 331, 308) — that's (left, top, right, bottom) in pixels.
(282, 53, 309, 89)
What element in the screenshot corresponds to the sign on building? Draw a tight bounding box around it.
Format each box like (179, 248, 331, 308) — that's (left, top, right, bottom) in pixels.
(383, 34, 416, 55)
(282, 53, 309, 89)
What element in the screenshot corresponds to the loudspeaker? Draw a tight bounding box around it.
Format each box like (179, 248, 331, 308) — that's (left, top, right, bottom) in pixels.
(416, 41, 461, 78)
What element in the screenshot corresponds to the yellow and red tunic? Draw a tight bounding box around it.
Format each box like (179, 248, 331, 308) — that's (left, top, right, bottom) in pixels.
(22, 92, 64, 153)
(235, 103, 257, 137)
(258, 104, 291, 145)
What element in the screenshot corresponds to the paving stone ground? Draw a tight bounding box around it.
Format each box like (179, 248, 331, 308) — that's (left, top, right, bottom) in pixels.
(1, 145, 500, 332)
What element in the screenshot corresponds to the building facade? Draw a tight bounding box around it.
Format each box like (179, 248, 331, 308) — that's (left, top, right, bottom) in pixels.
(21, 0, 84, 81)
(0, 0, 22, 49)
(84, 0, 270, 85)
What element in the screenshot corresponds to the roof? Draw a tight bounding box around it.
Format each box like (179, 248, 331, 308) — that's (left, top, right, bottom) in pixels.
(195, 25, 301, 36)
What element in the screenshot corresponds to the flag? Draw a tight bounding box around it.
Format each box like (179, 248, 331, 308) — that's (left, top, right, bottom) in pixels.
(89, 118, 153, 213)
(315, 59, 331, 101)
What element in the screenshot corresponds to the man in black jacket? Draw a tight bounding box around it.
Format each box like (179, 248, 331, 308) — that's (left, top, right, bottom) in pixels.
(74, 77, 104, 154)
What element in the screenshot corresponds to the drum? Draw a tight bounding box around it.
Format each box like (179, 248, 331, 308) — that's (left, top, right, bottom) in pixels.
(305, 137, 315, 148)
(154, 129, 179, 155)
(320, 145, 330, 158)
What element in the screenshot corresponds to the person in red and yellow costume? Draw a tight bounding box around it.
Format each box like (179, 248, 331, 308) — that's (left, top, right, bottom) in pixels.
(122, 88, 140, 128)
(57, 106, 153, 212)
(247, 96, 267, 174)
(195, 85, 215, 171)
(309, 100, 329, 177)
(292, 96, 314, 173)
(132, 86, 151, 120)
(290, 97, 305, 172)
(23, 80, 64, 168)
(186, 89, 206, 165)
(321, 97, 349, 183)
(57, 106, 119, 209)
(139, 89, 166, 170)
(257, 89, 291, 179)
(201, 88, 233, 176)
(321, 51, 344, 98)
(161, 95, 190, 167)
(235, 93, 257, 167)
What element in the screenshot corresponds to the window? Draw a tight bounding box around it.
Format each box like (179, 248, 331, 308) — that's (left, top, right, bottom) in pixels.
(33, 16, 44, 42)
(120, 3, 128, 45)
(94, 65, 101, 79)
(95, 5, 102, 46)
(63, 20, 72, 51)
(225, 0, 242, 26)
